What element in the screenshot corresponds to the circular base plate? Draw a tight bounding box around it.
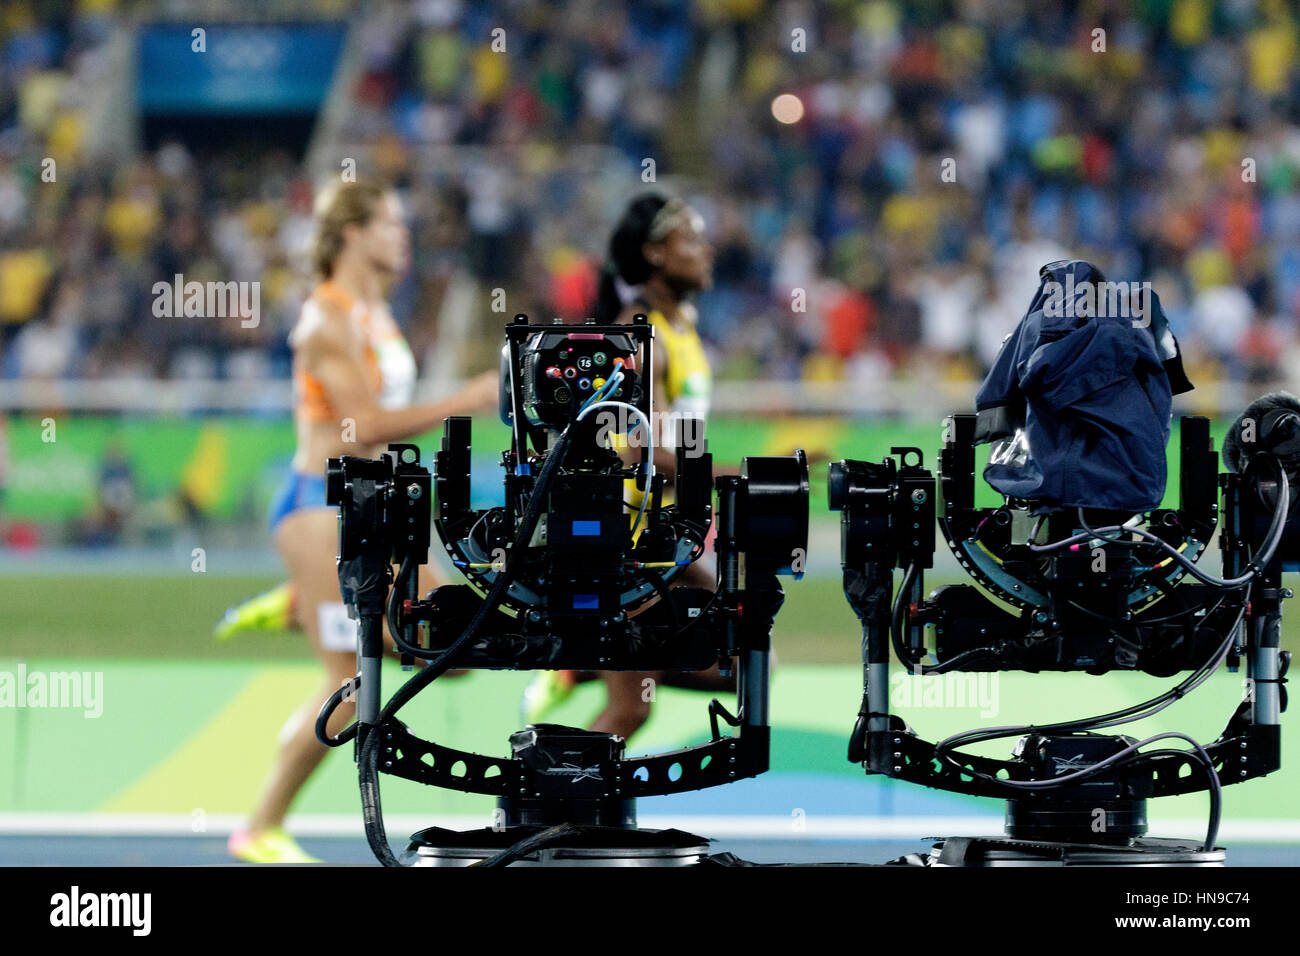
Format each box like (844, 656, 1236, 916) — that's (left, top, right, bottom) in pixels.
(908, 835, 1225, 867)
(407, 825, 711, 867)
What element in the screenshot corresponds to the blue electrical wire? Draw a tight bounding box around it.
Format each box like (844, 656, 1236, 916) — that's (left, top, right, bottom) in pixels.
(578, 364, 624, 416)
(575, 360, 650, 533)
(576, 396, 654, 535)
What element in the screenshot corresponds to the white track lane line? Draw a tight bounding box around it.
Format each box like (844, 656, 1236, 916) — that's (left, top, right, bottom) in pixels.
(2, 812, 1299, 842)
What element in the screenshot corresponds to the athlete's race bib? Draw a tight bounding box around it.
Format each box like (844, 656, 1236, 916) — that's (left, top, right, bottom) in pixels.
(318, 602, 359, 652)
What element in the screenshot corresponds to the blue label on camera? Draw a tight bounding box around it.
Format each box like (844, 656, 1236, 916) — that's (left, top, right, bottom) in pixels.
(571, 520, 601, 536)
(572, 594, 599, 609)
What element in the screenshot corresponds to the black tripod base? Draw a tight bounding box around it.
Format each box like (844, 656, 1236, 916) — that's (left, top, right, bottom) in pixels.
(896, 794, 1224, 866)
(405, 825, 711, 867)
(894, 835, 1224, 867)
(498, 795, 637, 828)
(402, 724, 713, 866)
(1005, 797, 1148, 844)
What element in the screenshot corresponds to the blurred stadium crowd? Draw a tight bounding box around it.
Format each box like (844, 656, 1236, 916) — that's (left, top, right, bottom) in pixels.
(2, 0, 1300, 398)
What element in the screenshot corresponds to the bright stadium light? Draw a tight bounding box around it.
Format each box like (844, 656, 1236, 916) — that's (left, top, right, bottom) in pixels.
(771, 93, 804, 124)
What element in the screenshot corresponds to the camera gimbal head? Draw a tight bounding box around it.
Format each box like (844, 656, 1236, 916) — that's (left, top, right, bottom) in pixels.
(830, 411, 1292, 865)
(320, 314, 809, 866)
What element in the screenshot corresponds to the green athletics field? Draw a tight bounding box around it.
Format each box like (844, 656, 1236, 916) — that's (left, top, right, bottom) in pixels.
(2, 569, 1298, 864)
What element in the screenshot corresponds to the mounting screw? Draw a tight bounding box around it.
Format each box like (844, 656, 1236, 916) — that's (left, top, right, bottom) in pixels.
(911, 489, 928, 504)
(407, 483, 421, 499)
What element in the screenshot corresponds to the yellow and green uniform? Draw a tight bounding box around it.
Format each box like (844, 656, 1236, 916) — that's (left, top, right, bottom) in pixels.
(621, 307, 712, 515)
(654, 307, 713, 420)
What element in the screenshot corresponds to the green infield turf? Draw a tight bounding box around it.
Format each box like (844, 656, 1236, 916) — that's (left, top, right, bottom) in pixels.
(4, 571, 1297, 663)
(0, 657, 1292, 833)
(2, 571, 1296, 839)
(0, 572, 869, 664)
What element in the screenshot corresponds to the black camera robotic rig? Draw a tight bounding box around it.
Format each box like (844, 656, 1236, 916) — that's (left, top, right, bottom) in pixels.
(830, 406, 1296, 866)
(318, 313, 808, 866)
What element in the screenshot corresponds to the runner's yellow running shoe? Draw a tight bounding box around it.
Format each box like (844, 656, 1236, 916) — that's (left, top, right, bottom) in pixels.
(227, 827, 320, 864)
(213, 582, 294, 640)
(520, 670, 578, 725)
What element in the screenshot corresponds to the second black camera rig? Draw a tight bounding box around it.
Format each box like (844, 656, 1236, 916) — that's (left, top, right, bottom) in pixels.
(830, 408, 1294, 864)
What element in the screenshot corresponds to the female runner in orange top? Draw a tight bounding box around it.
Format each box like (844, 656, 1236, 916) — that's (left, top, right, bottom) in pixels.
(228, 180, 497, 863)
